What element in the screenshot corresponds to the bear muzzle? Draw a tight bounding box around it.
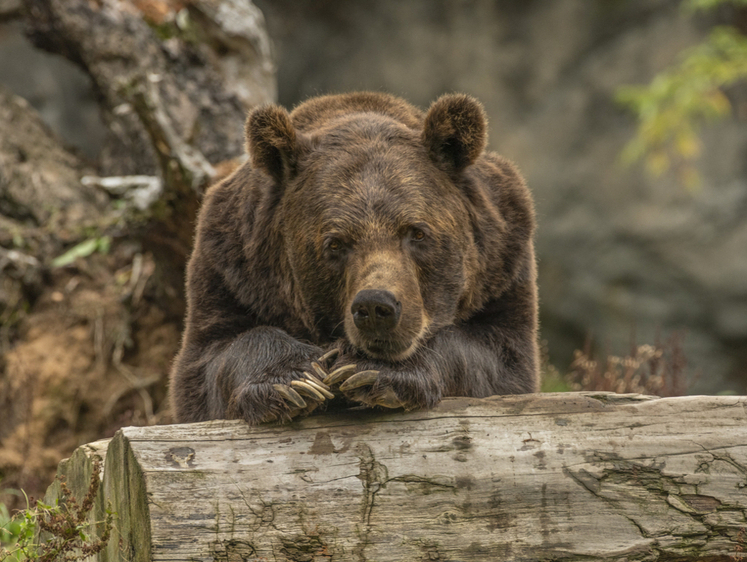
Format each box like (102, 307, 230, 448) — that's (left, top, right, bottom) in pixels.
(347, 290, 426, 361)
(344, 249, 427, 361)
(351, 289, 402, 334)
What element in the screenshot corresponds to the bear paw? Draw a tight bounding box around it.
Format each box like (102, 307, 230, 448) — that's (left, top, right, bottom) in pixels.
(268, 347, 361, 421)
(230, 349, 354, 424)
(340, 371, 403, 409)
(326, 364, 439, 411)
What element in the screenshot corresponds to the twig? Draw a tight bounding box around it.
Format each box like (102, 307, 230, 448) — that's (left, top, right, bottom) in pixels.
(125, 76, 216, 196)
(81, 175, 163, 211)
(0, 247, 41, 271)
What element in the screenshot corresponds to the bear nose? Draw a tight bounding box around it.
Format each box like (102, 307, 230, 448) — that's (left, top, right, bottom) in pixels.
(351, 289, 401, 333)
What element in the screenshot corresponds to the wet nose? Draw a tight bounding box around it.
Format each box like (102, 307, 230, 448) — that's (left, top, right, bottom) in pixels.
(351, 289, 401, 333)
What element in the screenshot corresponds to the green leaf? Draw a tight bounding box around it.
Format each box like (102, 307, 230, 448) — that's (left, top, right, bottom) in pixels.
(97, 235, 112, 255)
(683, 0, 747, 13)
(51, 235, 113, 268)
(51, 238, 99, 268)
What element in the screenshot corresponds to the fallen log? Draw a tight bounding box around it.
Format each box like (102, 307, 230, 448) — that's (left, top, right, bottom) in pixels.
(45, 393, 747, 561)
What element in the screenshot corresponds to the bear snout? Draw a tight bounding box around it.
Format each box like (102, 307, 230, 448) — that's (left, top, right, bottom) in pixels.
(351, 289, 402, 334)
(343, 248, 428, 361)
(346, 286, 425, 360)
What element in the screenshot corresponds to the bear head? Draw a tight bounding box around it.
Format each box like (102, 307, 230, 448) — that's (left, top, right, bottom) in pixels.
(245, 93, 494, 362)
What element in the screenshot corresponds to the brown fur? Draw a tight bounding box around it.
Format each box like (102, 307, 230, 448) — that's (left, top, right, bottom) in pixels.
(170, 92, 539, 424)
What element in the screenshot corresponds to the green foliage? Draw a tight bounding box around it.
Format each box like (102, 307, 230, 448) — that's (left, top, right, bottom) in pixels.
(617, 2, 747, 189)
(540, 370, 574, 392)
(0, 497, 33, 562)
(51, 236, 111, 268)
(0, 461, 113, 562)
(145, 8, 200, 45)
(683, 0, 747, 12)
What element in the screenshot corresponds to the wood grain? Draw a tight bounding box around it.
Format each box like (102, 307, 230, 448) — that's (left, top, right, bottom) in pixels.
(47, 393, 747, 561)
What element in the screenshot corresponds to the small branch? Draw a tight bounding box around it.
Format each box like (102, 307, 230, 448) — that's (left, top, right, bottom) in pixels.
(125, 76, 216, 198)
(81, 175, 163, 211)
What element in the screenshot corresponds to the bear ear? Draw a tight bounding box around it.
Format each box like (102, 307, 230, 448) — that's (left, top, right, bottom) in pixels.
(422, 94, 488, 172)
(245, 104, 299, 182)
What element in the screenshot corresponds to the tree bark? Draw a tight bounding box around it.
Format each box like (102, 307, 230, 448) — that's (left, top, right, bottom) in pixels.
(22, 0, 275, 315)
(45, 393, 747, 561)
(23, 0, 274, 176)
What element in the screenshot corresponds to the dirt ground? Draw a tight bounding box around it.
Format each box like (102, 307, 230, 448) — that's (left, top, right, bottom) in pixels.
(0, 244, 180, 511)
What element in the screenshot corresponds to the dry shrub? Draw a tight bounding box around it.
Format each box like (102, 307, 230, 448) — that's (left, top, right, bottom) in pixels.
(566, 333, 689, 397)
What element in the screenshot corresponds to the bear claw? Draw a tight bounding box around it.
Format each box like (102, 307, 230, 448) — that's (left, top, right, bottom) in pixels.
(323, 364, 357, 386)
(302, 370, 331, 391)
(291, 380, 327, 401)
(298, 377, 335, 399)
(338, 370, 379, 391)
(318, 348, 340, 365)
(272, 384, 307, 409)
(310, 361, 329, 382)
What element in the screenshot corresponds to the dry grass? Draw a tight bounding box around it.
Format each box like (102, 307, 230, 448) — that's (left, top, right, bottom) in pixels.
(564, 333, 689, 397)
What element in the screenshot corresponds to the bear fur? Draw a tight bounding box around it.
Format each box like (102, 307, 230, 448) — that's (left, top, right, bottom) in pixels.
(170, 92, 539, 424)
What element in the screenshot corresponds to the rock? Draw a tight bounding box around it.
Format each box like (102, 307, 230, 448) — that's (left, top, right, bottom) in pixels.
(0, 86, 105, 234)
(0, 84, 108, 334)
(23, 0, 275, 176)
(22, 0, 276, 316)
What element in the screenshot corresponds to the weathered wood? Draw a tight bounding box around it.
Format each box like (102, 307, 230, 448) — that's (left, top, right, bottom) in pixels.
(46, 393, 747, 561)
(37, 439, 110, 558)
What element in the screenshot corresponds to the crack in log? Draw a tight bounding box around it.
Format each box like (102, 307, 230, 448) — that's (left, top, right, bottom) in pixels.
(710, 451, 747, 480)
(230, 481, 277, 533)
(278, 533, 333, 562)
(564, 466, 651, 538)
(556, 445, 747, 473)
(387, 474, 456, 494)
(355, 444, 388, 527)
(210, 538, 258, 562)
(353, 444, 388, 562)
(565, 454, 747, 559)
(349, 447, 460, 561)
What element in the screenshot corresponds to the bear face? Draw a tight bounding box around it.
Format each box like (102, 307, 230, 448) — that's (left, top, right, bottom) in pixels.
(170, 92, 538, 424)
(279, 116, 480, 361)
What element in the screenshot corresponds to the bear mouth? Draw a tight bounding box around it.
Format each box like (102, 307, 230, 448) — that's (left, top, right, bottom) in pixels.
(362, 338, 417, 361)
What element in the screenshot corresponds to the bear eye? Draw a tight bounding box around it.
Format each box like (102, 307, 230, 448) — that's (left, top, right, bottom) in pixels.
(408, 225, 429, 243)
(324, 237, 346, 257)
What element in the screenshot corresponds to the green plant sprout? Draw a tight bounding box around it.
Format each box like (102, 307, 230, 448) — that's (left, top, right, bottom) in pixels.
(51, 236, 111, 269)
(0, 460, 113, 562)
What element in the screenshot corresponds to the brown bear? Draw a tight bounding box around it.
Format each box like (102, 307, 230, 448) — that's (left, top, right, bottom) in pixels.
(170, 92, 539, 424)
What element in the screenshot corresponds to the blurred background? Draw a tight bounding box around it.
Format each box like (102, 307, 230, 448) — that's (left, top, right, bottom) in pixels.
(0, 0, 746, 510)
